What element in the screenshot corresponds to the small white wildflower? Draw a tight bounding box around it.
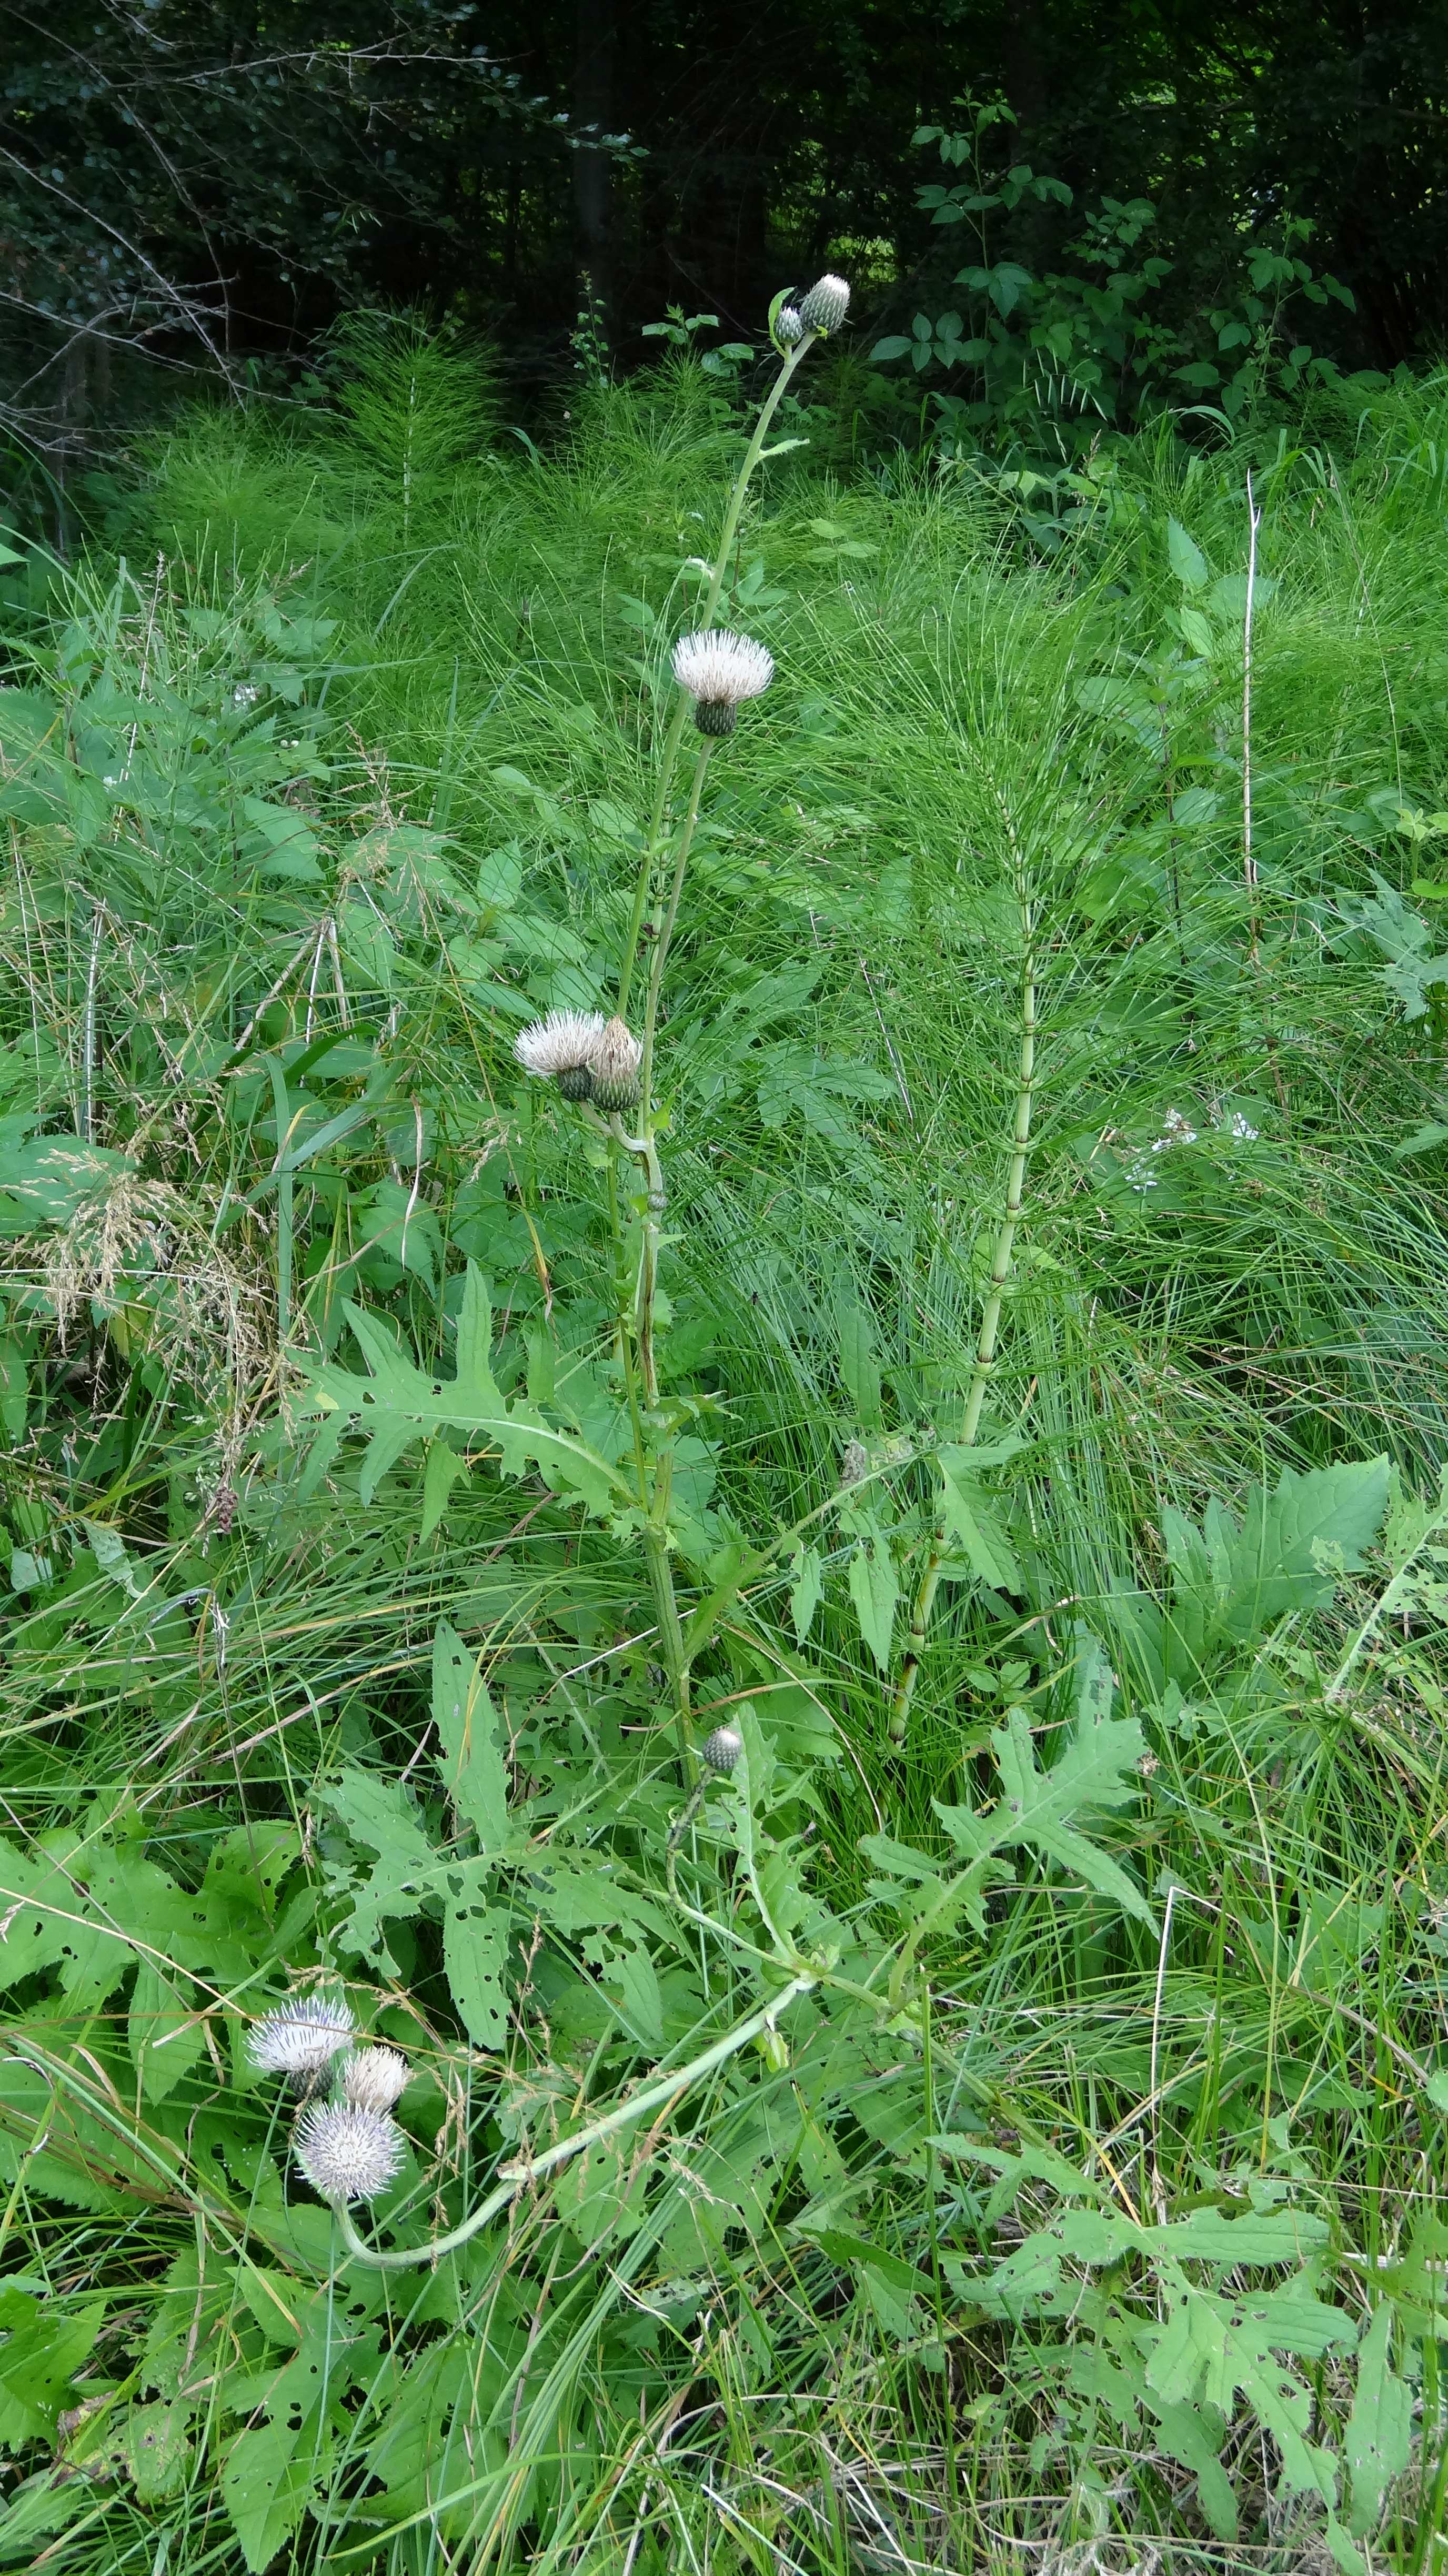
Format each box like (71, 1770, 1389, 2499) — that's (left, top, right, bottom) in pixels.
(250, 1992, 355, 2084)
(232, 683, 259, 707)
(1153, 1109, 1198, 1149)
(294, 2100, 405, 2203)
(1217, 1108, 1260, 1142)
(670, 629, 775, 736)
(587, 1015, 642, 1114)
(514, 1008, 609, 1100)
(796, 274, 850, 336)
(338, 2045, 410, 2115)
(703, 1724, 744, 1773)
(775, 304, 804, 345)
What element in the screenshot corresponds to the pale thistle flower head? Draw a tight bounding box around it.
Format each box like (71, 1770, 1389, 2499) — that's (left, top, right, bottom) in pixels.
(796, 274, 850, 336)
(670, 629, 775, 737)
(338, 2045, 410, 2116)
(703, 1724, 744, 1774)
(250, 1993, 355, 2086)
(294, 2100, 405, 2203)
(514, 1008, 609, 1101)
(587, 1017, 643, 1114)
(775, 304, 804, 346)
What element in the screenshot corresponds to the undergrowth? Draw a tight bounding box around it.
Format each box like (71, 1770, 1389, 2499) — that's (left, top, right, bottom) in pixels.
(2, 318, 1448, 2572)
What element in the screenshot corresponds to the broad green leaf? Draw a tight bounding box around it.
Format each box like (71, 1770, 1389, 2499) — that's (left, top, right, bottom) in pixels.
(127, 2400, 193, 2504)
(441, 1870, 510, 2047)
(938, 1453, 1022, 1591)
(1345, 2305, 1412, 2535)
(420, 1437, 467, 1539)
(935, 1704, 1153, 1929)
(848, 1528, 899, 1671)
(789, 1543, 823, 1644)
(223, 2418, 313, 2573)
(323, 1771, 438, 1969)
(836, 1284, 882, 1427)
(0, 2291, 107, 2438)
(1167, 518, 1210, 589)
(304, 1263, 622, 1517)
(128, 1962, 205, 2103)
(431, 1619, 509, 1853)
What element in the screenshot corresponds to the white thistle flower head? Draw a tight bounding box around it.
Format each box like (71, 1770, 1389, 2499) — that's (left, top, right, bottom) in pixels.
(250, 1992, 355, 2086)
(775, 304, 804, 346)
(514, 1008, 609, 1101)
(703, 1724, 744, 1774)
(587, 1016, 643, 1114)
(294, 2100, 405, 2203)
(338, 2045, 410, 2116)
(796, 274, 850, 336)
(670, 629, 775, 737)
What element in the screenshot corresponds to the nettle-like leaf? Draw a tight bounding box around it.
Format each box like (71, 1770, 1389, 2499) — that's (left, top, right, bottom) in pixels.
(301, 1262, 626, 1518)
(1112, 1456, 1390, 1689)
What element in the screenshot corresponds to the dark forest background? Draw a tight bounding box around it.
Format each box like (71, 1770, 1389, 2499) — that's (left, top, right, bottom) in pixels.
(3, 0, 1447, 470)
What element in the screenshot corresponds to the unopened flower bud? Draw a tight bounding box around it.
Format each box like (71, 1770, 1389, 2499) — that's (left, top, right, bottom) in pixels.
(775, 304, 804, 346)
(796, 274, 850, 336)
(703, 1724, 744, 1773)
(339, 2045, 409, 2115)
(588, 1016, 643, 1114)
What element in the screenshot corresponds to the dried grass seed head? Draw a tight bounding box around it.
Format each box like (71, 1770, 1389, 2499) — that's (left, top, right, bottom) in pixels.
(514, 1009, 609, 1101)
(339, 2045, 410, 2115)
(796, 273, 850, 335)
(587, 1016, 643, 1114)
(294, 2100, 405, 2203)
(671, 630, 775, 737)
(250, 1992, 355, 2082)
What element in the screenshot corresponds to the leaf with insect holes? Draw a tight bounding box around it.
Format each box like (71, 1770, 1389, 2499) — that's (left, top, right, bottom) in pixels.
(1346, 2304, 1413, 2536)
(431, 1618, 510, 1854)
(301, 1262, 624, 1517)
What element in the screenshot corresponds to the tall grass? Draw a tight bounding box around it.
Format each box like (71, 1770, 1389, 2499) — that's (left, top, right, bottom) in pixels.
(1, 323, 1447, 2571)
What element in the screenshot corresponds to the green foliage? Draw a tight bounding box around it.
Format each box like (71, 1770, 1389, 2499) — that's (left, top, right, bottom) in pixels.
(870, 106, 1377, 458)
(1, 327, 1447, 2574)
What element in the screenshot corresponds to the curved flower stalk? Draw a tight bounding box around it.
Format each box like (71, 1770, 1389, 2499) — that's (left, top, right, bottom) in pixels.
(327, 1973, 819, 2271)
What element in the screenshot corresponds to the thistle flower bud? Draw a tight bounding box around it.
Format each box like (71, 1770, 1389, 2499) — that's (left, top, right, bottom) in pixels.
(588, 1016, 643, 1114)
(295, 2100, 405, 2204)
(670, 630, 775, 738)
(249, 1992, 355, 2086)
(338, 2045, 410, 2116)
(796, 274, 850, 336)
(703, 1724, 744, 1773)
(515, 1009, 609, 1101)
(775, 304, 804, 346)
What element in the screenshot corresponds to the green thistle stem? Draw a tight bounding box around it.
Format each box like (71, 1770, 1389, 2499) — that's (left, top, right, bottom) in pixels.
(615, 330, 812, 1022)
